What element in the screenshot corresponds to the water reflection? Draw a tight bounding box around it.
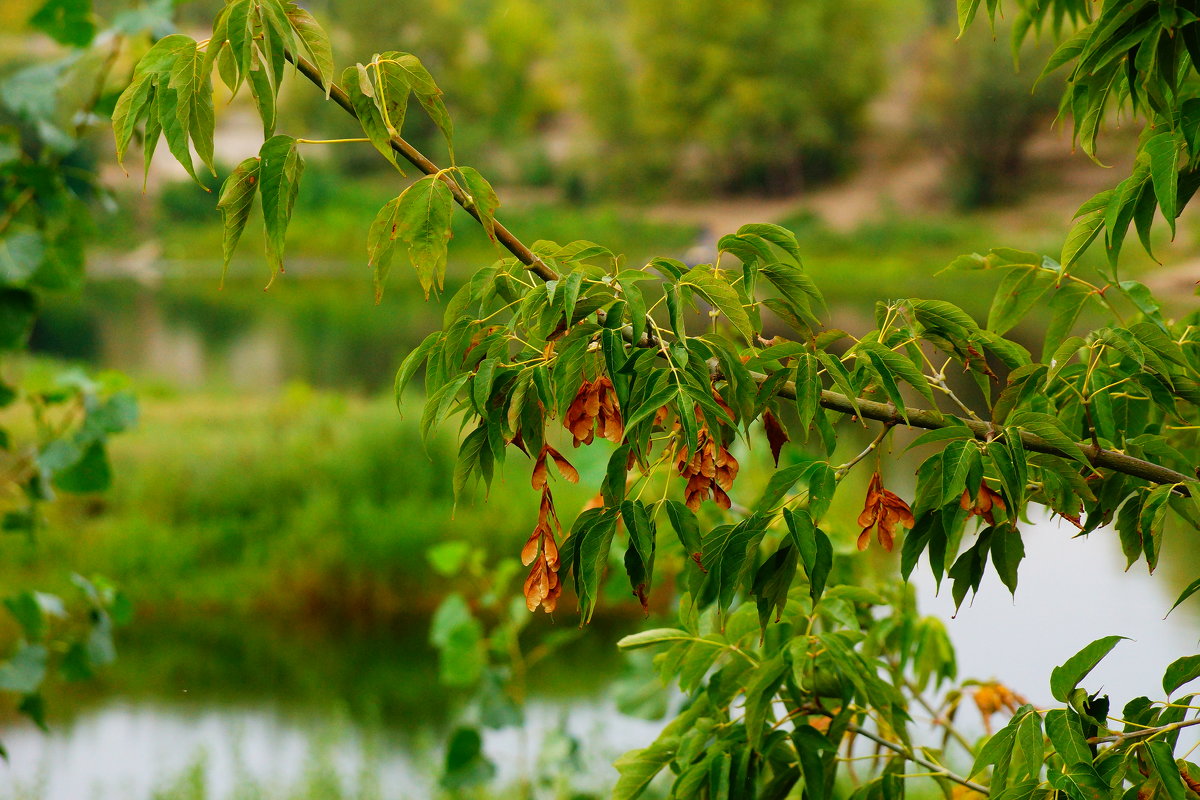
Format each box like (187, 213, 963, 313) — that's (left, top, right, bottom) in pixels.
(1, 697, 662, 800)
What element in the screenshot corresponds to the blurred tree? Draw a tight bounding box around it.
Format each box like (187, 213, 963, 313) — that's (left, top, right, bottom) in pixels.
(571, 0, 889, 196)
(919, 21, 1063, 208)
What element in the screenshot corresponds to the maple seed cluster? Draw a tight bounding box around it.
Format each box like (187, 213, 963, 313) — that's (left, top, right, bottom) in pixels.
(972, 681, 1028, 735)
(564, 376, 623, 447)
(522, 445, 578, 613)
(857, 472, 914, 552)
(961, 480, 1006, 525)
(676, 426, 740, 512)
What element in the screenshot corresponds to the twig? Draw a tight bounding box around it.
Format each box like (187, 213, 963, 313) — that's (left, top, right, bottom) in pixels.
(846, 724, 989, 795)
(835, 423, 893, 479)
(1089, 716, 1200, 746)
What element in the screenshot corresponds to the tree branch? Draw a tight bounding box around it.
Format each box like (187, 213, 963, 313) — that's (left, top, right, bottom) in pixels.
(284, 52, 1193, 494)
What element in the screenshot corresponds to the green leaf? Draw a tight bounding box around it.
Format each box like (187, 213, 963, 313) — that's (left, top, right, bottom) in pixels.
(246, 51, 278, 138)
(904, 426, 974, 451)
(394, 331, 442, 410)
(786, 508, 832, 603)
(258, 134, 304, 283)
(1041, 284, 1093, 362)
(1008, 411, 1090, 469)
(167, 37, 216, 176)
(342, 66, 404, 173)
(0, 232, 44, 286)
(379, 52, 455, 159)
(455, 167, 500, 243)
(744, 655, 788, 749)
(794, 352, 821, 437)
(111, 74, 152, 167)
(452, 425, 488, 507)
(0, 645, 47, 694)
(1146, 741, 1189, 800)
(760, 261, 825, 317)
(285, 4, 335, 95)
(420, 374, 469, 449)
(216, 157, 260, 286)
(856, 341, 936, 405)
(957, 0, 983, 34)
(1049, 636, 1127, 702)
(793, 725, 833, 800)
(1044, 709, 1092, 766)
(1168, 576, 1200, 616)
(30, 0, 95, 46)
(1061, 196, 1109, 269)
(617, 628, 693, 650)
(1147, 130, 1181, 237)
(680, 266, 754, 342)
(737, 223, 804, 264)
(52, 440, 111, 493)
(440, 726, 495, 790)
(367, 195, 402, 302)
(970, 720, 1019, 778)
(988, 267, 1057, 334)
(990, 528, 1025, 596)
(1163, 654, 1200, 696)
(622, 500, 656, 608)
(563, 508, 619, 623)
(753, 543, 798, 635)
(221, 0, 253, 92)
(665, 499, 702, 556)
(697, 516, 767, 614)
(392, 175, 454, 298)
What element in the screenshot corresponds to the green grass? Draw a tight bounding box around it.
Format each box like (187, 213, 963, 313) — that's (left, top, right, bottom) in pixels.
(2, 384, 619, 623)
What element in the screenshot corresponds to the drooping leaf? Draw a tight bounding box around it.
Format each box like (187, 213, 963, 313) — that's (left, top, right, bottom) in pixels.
(257, 134, 304, 283)
(342, 65, 404, 173)
(1146, 130, 1181, 237)
(391, 175, 454, 298)
(216, 157, 260, 285)
(285, 4, 335, 95)
(455, 167, 500, 243)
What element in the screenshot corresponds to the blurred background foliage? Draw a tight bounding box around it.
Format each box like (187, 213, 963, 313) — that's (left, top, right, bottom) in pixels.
(0, 0, 1197, 797)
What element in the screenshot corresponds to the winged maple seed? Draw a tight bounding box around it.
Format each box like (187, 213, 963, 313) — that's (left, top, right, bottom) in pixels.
(530, 443, 580, 490)
(522, 446, 577, 613)
(972, 681, 1028, 735)
(960, 480, 1006, 525)
(676, 425, 739, 512)
(856, 471, 914, 552)
(563, 376, 623, 447)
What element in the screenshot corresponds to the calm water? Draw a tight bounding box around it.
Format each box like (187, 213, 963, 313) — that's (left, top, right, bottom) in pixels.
(0, 620, 662, 799)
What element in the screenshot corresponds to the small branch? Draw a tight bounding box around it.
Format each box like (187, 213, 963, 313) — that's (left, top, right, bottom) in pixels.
(846, 724, 989, 795)
(1089, 716, 1200, 746)
(835, 423, 893, 478)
